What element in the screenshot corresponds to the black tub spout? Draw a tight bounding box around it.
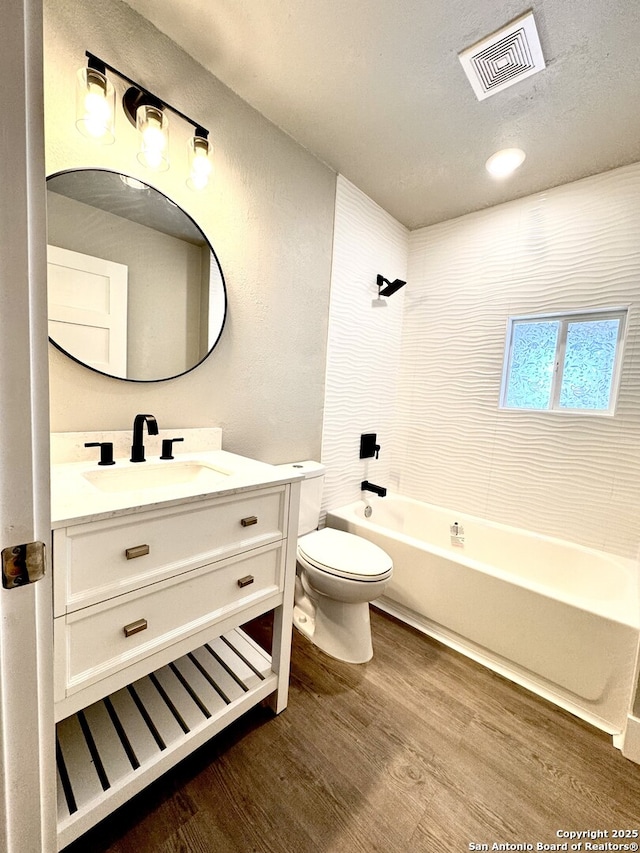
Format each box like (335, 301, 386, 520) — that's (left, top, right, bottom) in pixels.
(361, 480, 387, 497)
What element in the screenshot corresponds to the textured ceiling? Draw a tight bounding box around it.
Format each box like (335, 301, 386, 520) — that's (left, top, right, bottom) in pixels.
(48, 170, 207, 243)
(123, 0, 640, 229)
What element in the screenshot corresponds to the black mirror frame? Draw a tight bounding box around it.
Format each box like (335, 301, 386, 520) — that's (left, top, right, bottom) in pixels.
(46, 167, 227, 383)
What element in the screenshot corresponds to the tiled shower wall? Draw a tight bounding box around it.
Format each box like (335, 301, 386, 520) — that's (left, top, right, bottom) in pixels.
(320, 176, 408, 515)
(324, 163, 640, 559)
(399, 163, 640, 558)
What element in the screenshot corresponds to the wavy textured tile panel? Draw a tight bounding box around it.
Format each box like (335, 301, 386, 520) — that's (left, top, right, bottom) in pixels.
(399, 163, 640, 557)
(321, 176, 408, 515)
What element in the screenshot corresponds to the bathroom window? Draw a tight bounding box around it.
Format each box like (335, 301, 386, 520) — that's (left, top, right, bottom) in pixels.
(500, 307, 628, 414)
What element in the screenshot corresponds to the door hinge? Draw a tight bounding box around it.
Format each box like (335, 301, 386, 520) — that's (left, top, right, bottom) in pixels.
(2, 541, 46, 589)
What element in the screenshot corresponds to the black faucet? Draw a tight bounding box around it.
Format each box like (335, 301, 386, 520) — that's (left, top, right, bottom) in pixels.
(130, 414, 159, 462)
(361, 480, 387, 497)
(84, 441, 115, 466)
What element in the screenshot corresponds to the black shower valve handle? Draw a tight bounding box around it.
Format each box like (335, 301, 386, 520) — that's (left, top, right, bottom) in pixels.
(359, 433, 381, 460)
(84, 441, 116, 466)
(160, 437, 184, 460)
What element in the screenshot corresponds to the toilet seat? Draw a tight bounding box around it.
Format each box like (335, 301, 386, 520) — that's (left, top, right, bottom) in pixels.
(298, 528, 392, 581)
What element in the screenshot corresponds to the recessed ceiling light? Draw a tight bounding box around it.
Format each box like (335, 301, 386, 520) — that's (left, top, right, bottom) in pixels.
(485, 148, 526, 178)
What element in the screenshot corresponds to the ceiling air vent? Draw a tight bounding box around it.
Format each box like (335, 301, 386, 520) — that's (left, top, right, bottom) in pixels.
(458, 11, 545, 101)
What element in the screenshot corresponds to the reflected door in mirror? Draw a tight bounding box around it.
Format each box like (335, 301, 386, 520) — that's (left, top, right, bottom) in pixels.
(47, 246, 128, 378)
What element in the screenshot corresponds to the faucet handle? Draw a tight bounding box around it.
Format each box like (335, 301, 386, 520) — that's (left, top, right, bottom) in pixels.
(160, 437, 184, 460)
(84, 441, 116, 466)
(359, 433, 381, 460)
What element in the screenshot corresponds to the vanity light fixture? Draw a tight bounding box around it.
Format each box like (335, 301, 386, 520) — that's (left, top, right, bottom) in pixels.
(135, 103, 170, 171)
(121, 85, 171, 172)
(187, 134, 213, 191)
(485, 147, 526, 178)
(76, 52, 213, 189)
(119, 174, 147, 190)
(75, 56, 115, 144)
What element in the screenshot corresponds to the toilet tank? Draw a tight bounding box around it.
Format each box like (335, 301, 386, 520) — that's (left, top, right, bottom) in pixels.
(278, 461, 325, 536)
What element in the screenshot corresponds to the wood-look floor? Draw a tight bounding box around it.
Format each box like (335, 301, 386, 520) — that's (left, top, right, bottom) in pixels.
(66, 610, 640, 852)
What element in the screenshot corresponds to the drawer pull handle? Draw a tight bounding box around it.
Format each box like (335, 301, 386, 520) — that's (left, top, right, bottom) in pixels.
(123, 618, 148, 638)
(240, 516, 258, 527)
(125, 544, 150, 560)
(237, 575, 255, 588)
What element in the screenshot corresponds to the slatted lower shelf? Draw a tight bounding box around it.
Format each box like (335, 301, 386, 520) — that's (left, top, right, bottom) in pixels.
(56, 628, 275, 850)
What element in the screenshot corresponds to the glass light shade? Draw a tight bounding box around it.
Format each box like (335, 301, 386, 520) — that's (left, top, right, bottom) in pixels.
(485, 147, 526, 178)
(187, 136, 213, 190)
(75, 67, 115, 144)
(136, 105, 169, 171)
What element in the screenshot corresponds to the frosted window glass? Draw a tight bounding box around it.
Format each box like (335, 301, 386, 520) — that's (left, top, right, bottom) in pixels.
(559, 319, 619, 410)
(505, 321, 559, 409)
(501, 309, 625, 414)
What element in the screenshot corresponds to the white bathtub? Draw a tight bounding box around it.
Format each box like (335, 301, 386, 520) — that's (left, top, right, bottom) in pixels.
(326, 495, 640, 735)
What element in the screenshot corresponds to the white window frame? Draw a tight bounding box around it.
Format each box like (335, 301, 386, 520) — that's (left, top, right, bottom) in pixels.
(499, 306, 629, 416)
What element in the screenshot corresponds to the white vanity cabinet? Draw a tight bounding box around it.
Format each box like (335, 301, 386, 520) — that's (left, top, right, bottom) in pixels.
(51, 472, 300, 851)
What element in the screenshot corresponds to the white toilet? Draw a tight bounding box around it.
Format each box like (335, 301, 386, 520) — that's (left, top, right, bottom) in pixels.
(283, 461, 393, 664)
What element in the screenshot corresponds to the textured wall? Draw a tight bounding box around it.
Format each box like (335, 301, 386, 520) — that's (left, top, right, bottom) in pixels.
(399, 163, 640, 558)
(44, 0, 335, 463)
(321, 176, 408, 514)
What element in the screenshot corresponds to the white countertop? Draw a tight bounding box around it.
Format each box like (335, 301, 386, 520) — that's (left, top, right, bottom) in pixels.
(51, 450, 303, 528)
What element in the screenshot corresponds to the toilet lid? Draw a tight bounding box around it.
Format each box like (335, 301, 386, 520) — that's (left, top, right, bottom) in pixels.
(298, 528, 392, 579)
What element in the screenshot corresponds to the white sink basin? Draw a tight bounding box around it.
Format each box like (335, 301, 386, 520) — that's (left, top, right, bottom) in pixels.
(82, 460, 232, 493)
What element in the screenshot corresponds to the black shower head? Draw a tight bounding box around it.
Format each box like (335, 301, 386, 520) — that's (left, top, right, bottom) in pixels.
(376, 274, 406, 297)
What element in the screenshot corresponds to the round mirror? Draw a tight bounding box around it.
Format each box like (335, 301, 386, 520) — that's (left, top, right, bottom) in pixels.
(46, 168, 227, 382)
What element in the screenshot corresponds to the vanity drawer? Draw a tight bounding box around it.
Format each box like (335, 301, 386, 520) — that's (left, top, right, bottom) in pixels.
(55, 542, 283, 699)
(54, 485, 287, 615)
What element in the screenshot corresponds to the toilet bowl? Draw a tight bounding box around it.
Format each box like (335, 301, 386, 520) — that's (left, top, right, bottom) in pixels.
(279, 462, 393, 664)
(295, 527, 392, 663)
